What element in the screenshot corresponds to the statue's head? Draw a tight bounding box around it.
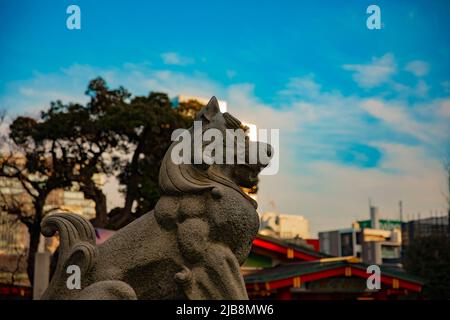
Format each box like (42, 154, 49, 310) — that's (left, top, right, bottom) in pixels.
(194, 97, 272, 189)
(159, 96, 273, 207)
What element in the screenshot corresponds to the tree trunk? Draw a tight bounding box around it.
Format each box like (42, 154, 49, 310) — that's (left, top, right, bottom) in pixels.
(26, 222, 41, 287)
(117, 130, 148, 226)
(79, 178, 108, 228)
(26, 196, 46, 288)
(90, 187, 108, 228)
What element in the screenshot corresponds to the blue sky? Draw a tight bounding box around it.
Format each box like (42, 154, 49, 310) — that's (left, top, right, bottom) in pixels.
(1, 0, 449, 234)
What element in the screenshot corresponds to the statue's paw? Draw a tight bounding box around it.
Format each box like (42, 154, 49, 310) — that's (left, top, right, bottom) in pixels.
(174, 265, 192, 288)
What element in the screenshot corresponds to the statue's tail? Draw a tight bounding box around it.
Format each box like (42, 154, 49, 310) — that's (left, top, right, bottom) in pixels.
(40, 213, 97, 300)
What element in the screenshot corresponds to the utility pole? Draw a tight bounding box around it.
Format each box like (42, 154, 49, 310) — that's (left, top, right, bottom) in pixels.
(399, 201, 405, 260)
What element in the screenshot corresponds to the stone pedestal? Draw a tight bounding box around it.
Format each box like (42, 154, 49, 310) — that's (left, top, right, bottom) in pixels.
(33, 252, 51, 300)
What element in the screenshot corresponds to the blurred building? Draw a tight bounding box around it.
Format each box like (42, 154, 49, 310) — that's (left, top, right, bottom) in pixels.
(402, 214, 449, 250)
(44, 188, 98, 221)
(0, 176, 29, 256)
(0, 155, 105, 297)
(319, 207, 402, 267)
(244, 234, 423, 300)
(260, 212, 310, 240)
(0, 179, 99, 252)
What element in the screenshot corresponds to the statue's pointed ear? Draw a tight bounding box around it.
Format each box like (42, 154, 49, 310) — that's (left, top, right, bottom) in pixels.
(196, 96, 221, 121)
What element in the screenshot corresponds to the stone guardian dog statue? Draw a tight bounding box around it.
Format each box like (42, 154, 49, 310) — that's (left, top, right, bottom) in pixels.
(40, 97, 273, 299)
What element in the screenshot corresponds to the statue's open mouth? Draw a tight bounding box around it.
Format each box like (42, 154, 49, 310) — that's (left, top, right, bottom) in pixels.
(233, 163, 265, 189)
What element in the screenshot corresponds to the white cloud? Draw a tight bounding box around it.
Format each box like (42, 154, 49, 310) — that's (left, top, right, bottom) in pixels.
(240, 139, 447, 234)
(225, 78, 449, 234)
(1, 63, 448, 236)
(283, 143, 447, 232)
(344, 55, 431, 97)
(442, 81, 450, 93)
(343, 53, 396, 88)
(438, 99, 450, 117)
(362, 97, 449, 148)
(278, 76, 322, 98)
(226, 70, 237, 79)
(361, 99, 430, 142)
(392, 79, 429, 98)
(0, 64, 225, 117)
(227, 83, 300, 132)
(415, 79, 429, 96)
(160, 52, 194, 66)
(0, 69, 89, 117)
(405, 60, 430, 77)
(143, 70, 221, 98)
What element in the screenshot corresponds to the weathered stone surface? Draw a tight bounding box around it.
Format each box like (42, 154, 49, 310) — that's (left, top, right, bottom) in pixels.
(40, 97, 272, 300)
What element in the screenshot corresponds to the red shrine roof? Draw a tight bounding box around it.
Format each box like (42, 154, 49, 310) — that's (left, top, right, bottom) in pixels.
(245, 258, 423, 293)
(252, 234, 330, 261)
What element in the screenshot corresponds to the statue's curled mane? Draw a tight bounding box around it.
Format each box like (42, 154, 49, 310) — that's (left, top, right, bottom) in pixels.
(159, 143, 257, 208)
